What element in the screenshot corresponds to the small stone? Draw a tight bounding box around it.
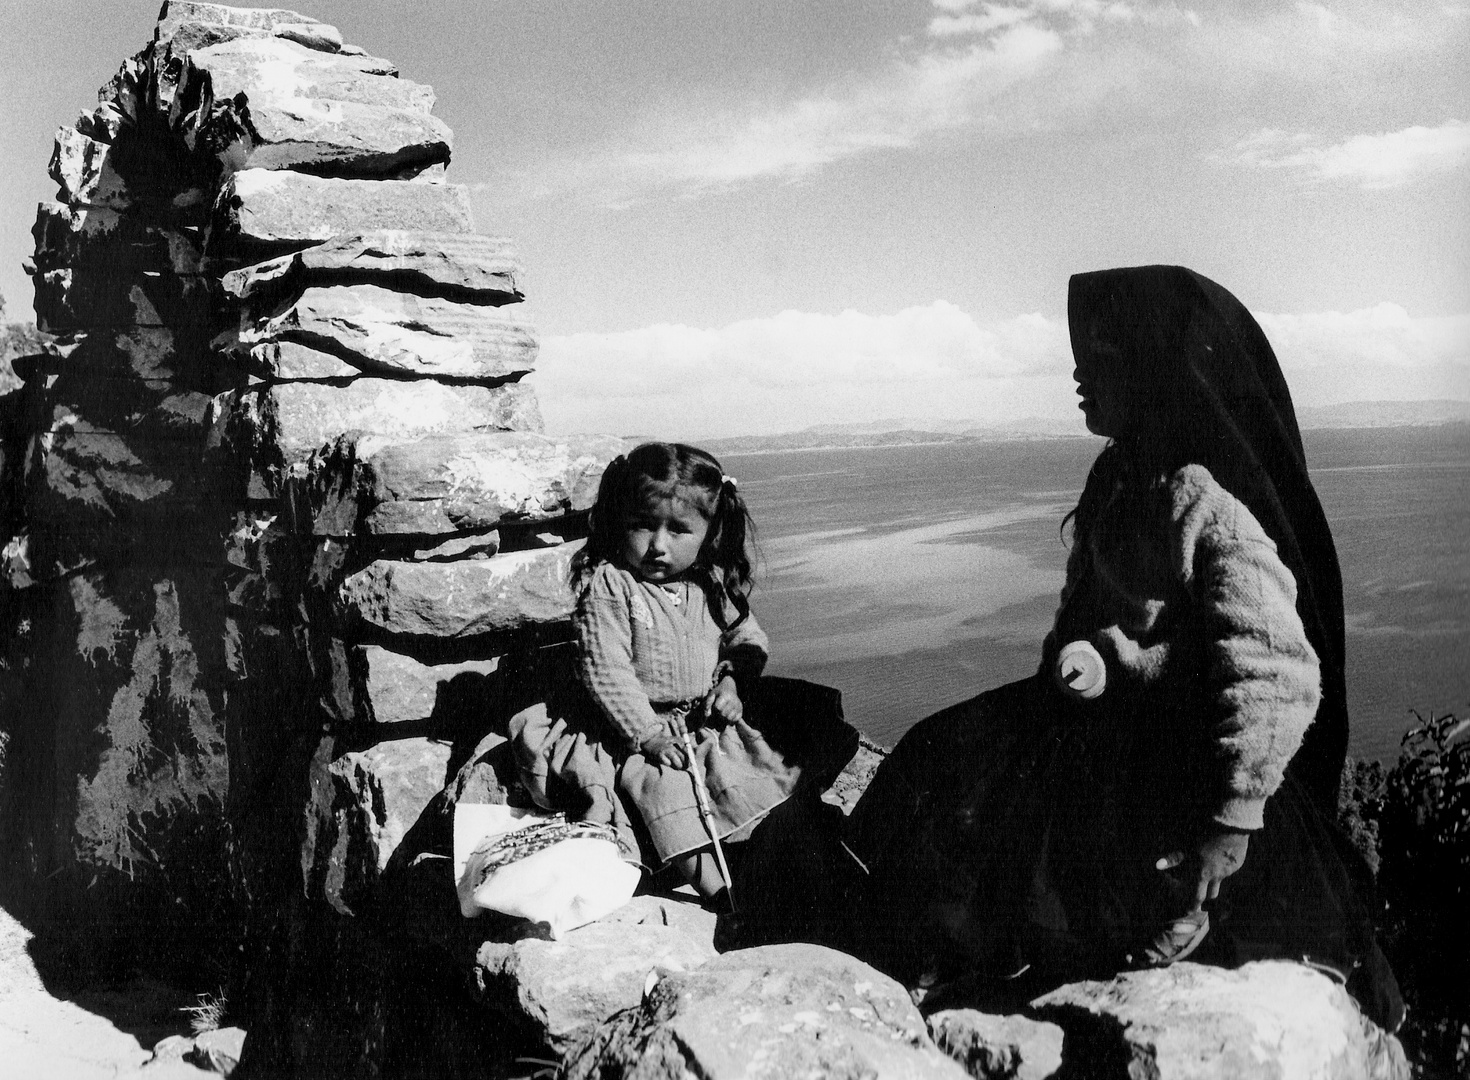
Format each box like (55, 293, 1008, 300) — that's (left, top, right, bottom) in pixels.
(928, 1010, 1064, 1080)
(410, 532, 501, 561)
(336, 543, 579, 639)
(238, 284, 537, 381)
(272, 21, 344, 51)
(217, 170, 474, 248)
(239, 340, 362, 382)
(353, 644, 501, 725)
(186, 1026, 248, 1075)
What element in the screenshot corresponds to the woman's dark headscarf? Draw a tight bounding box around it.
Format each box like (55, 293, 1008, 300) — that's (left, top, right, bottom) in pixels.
(1068, 265, 1347, 813)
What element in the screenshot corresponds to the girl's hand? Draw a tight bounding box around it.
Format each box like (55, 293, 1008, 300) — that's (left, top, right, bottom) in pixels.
(639, 730, 688, 769)
(701, 676, 743, 728)
(1156, 827, 1251, 910)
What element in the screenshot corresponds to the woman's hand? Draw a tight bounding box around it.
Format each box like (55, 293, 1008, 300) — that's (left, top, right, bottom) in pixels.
(1156, 826, 1251, 910)
(701, 676, 743, 728)
(639, 730, 688, 769)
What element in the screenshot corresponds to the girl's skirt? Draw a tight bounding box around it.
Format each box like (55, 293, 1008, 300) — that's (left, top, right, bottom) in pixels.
(842, 675, 1403, 1030)
(512, 676, 851, 868)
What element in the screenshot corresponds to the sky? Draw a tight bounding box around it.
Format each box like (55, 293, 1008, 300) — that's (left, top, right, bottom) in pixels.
(1, 0, 1466, 437)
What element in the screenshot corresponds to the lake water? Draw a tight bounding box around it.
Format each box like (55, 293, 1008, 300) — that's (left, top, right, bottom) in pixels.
(730, 426, 1470, 763)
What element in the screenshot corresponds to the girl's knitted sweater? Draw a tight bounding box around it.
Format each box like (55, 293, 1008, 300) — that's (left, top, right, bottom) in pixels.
(1042, 463, 1321, 831)
(575, 562, 769, 752)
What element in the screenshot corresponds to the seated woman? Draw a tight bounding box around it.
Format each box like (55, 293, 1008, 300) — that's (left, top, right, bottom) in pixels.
(843, 265, 1402, 1029)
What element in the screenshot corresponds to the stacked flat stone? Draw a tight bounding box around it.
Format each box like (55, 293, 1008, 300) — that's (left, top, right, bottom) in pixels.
(5, 0, 624, 963)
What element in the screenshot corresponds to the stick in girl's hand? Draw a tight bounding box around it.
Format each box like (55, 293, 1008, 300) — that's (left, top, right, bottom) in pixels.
(680, 728, 734, 905)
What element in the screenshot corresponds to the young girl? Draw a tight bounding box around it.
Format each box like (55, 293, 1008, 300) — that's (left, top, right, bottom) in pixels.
(511, 442, 803, 909)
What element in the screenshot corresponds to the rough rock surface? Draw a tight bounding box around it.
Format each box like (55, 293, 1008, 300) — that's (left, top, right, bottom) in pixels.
(214, 169, 474, 247)
(236, 283, 538, 380)
(208, 378, 543, 486)
(352, 644, 500, 725)
(928, 1010, 1064, 1080)
(336, 543, 579, 638)
(474, 894, 718, 1058)
(175, 37, 451, 175)
(293, 430, 624, 536)
(319, 737, 453, 911)
(0, 906, 216, 1080)
(1031, 961, 1409, 1080)
(221, 231, 523, 304)
(565, 942, 970, 1080)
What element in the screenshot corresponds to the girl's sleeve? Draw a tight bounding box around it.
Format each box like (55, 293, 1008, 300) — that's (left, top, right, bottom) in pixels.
(717, 605, 768, 681)
(575, 570, 662, 753)
(1183, 483, 1321, 831)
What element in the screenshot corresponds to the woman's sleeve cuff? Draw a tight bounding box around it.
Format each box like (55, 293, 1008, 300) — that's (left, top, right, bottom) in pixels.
(1213, 796, 1266, 831)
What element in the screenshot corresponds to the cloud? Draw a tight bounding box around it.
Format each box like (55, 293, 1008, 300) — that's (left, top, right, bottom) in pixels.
(493, 2, 1459, 205)
(527, 23, 1065, 202)
(530, 300, 1470, 438)
(1230, 120, 1470, 189)
(1260, 304, 1470, 371)
(530, 302, 1075, 437)
(928, 0, 1194, 38)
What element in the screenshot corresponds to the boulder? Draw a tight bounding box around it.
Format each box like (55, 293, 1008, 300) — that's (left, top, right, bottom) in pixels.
(352, 644, 501, 726)
(236, 284, 537, 381)
(335, 543, 579, 639)
(155, 1, 342, 50)
(928, 1010, 1064, 1080)
(564, 942, 970, 1080)
(822, 733, 886, 815)
(176, 37, 450, 176)
(221, 231, 522, 306)
(215, 169, 474, 248)
(292, 430, 623, 536)
(1031, 961, 1409, 1080)
(474, 894, 719, 1058)
(207, 378, 543, 485)
(317, 736, 453, 911)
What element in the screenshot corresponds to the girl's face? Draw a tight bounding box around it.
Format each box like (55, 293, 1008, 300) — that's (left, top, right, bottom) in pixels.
(619, 492, 710, 584)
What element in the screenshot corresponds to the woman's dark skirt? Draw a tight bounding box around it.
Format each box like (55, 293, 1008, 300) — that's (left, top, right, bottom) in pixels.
(842, 675, 1402, 1029)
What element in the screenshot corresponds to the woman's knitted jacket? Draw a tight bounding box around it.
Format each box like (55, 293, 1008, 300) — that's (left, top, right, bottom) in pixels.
(1042, 462, 1321, 831)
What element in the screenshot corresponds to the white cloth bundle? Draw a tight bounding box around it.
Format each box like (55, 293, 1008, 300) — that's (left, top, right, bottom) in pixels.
(452, 803, 640, 938)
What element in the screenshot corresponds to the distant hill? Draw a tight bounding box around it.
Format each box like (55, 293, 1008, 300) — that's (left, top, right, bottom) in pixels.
(1296, 400, 1470, 429)
(704, 400, 1469, 456)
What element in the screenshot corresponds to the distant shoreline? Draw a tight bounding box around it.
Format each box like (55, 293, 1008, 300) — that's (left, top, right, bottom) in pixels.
(705, 418, 1469, 458)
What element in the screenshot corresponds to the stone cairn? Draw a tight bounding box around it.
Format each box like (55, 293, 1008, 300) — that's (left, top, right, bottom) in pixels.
(0, 4, 1413, 1078)
(1, 1, 624, 1069)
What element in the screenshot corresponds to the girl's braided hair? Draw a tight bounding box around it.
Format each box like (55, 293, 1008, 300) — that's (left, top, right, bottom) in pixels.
(575, 442, 756, 625)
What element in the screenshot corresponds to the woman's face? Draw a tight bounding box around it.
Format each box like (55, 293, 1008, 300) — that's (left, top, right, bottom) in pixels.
(1073, 324, 1145, 439)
